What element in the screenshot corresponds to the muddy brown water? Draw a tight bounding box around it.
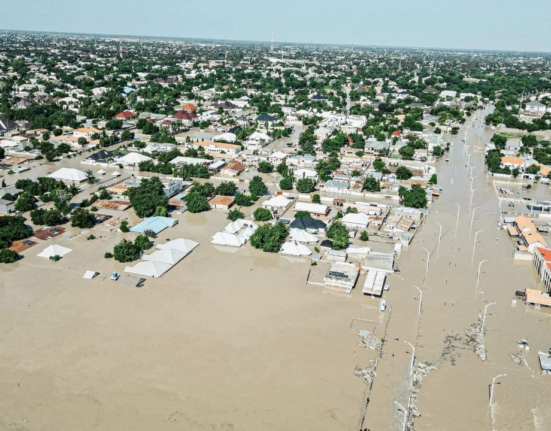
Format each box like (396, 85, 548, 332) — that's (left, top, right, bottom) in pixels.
(1, 108, 550, 430)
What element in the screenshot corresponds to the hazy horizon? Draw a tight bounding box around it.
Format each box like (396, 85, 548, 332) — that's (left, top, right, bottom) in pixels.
(2, 0, 551, 52)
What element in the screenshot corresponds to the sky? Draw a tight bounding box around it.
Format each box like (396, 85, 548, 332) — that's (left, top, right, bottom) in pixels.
(2, 0, 551, 52)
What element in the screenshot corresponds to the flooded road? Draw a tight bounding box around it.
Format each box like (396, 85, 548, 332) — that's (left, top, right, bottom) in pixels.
(364, 107, 551, 430)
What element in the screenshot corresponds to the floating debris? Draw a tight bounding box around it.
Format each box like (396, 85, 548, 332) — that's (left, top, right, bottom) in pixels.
(464, 319, 487, 362)
(354, 359, 378, 387)
(357, 330, 383, 351)
(510, 353, 524, 366)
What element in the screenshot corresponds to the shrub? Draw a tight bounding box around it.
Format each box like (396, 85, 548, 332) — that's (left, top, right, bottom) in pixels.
(0, 249, 19, 264)
(253, 207, 272, 222)
(134, 235, 153, 251)
(227, 209, 245, 221)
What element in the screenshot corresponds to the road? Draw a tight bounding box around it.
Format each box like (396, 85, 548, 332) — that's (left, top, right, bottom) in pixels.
(362, 106, 551, 431)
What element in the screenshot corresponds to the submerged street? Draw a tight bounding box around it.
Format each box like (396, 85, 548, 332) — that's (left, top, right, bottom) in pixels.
(364, 107, 551, 431)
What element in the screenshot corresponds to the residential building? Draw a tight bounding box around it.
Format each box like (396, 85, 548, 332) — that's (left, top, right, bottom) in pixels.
(526, 101, 546, 113)
(323, 263, 360, 294)
(192, 141, 241, 155)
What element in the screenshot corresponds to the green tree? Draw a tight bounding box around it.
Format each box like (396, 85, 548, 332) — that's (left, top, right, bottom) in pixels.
(276, 163, 289, 176)
(0, 216, 32, 248)
(30, 208, 46, 225)
(294, 210, 310, 218)
(253, 207, 272, 222)
(296, 178, 316, 193)
(249, 176, 268, 197)
(373, 158, 385, 172)
(279, 177, 293, 190)
(395, 166, 413, 180)
(134, 235, 153, 251)
(525, 164, 540, 175)
(399, 185, 427, 208)
(234, 194, 255, 207)
(216, 182, 238, 196)
(43, 209, 64, 226)
(362, 177, 381, 192)
(227, 208, 245, 221)
(113, 239, 141, 263)
(257, 161, 274, 173)
(360, 231, 369, 241)
(433, 146, 443, 157)
(0, 248, 19, 264)
(312, 194, 321, 204)
(120, 221, 129, 232)
(70, 208, 95, 228)
(128, 177, 169, 218)
(429, 174, 438, 184)
(399, 146, 415, 160)
(85, 169, 96, 184)
(14, 191, 37, 212)
(249, 222, 288, 253)
(185, 192, 210, 213)
(326, 222, 349, 250)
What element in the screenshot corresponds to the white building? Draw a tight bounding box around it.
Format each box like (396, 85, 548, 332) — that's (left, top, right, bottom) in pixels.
(323, 263, 360, 294)
(526, 101, 546, 113)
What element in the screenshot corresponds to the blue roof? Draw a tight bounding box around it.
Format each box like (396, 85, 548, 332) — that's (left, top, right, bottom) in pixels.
(130, 217, 177, 234)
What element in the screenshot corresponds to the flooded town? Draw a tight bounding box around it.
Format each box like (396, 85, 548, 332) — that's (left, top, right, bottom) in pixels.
(1, 6, 551, 430)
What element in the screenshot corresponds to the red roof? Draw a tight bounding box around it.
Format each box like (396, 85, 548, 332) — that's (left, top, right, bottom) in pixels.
(114, 110, 136, 119)
(391, 130, 401, 136)
(171, 111, 198, 120)
(537, 247, 551, 262)
(182, 103, 197, 111)
(348, 136, 354, 143)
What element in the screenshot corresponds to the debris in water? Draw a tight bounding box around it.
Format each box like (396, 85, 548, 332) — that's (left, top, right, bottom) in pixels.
(357, 330, 383, 351)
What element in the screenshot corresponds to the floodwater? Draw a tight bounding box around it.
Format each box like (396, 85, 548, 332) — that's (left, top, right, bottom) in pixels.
(1, 108, 551, 431)
(0, 208, 382, 431)
(363, 107, 551, 431)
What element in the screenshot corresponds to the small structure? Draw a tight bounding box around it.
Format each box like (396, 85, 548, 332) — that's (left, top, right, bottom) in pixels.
(33, 226, 66, 240)
(538, 352, 551, 373)
(117, 152, 152, 166)
(364, 251, 395, 273)
(129, 217, 177, 235)
(525, 288, 551, 307)
(342, 212, 370, 230)
(263, 195, 293, 211)
(83, 270, 99, 280)
(323, 262, 360, 294)
(38, 244, 72, 259)
(289, 228, 319, 244)
(290, 215, 327, 234)
(224, 219, 258, 238)
(157, 238, 199, 255)
(48, 167, 88, 183)
(211, 231, 247, 247)
(125, 260, 173, 278)
(142, 248, 188, 265)
(294, 202, 329, 216)
(209, 195, 235, 210)
(280, 241, 312, 256)
(0, 198, 14, 214)
(362, 270, 386, 297)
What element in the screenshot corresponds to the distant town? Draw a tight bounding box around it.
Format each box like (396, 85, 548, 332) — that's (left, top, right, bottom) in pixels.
(2, 31, 551, 431)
